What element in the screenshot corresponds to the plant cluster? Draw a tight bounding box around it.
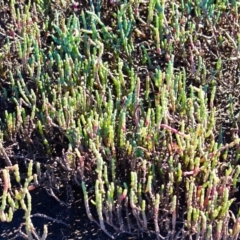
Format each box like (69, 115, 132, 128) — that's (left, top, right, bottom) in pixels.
(0, 0, 240, 239)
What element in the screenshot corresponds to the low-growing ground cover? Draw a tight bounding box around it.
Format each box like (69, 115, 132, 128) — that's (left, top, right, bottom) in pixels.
(0, 0, 240, 239)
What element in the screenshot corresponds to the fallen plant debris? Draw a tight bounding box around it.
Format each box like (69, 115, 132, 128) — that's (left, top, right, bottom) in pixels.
(0, 0, 240, 239)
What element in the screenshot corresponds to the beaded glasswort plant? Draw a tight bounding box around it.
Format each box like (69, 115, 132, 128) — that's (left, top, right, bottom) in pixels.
(0, 0, 240, 239)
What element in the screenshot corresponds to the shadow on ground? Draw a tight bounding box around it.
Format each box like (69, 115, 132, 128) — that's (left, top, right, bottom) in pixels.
(0, 187, 153, 240)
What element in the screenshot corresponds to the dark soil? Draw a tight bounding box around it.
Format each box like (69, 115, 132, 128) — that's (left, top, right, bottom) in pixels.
(0, 186, 153, 240)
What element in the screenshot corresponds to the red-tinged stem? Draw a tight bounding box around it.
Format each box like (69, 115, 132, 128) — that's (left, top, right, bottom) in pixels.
(160, 124, 190, 138)
(2, 170, 9, 192)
